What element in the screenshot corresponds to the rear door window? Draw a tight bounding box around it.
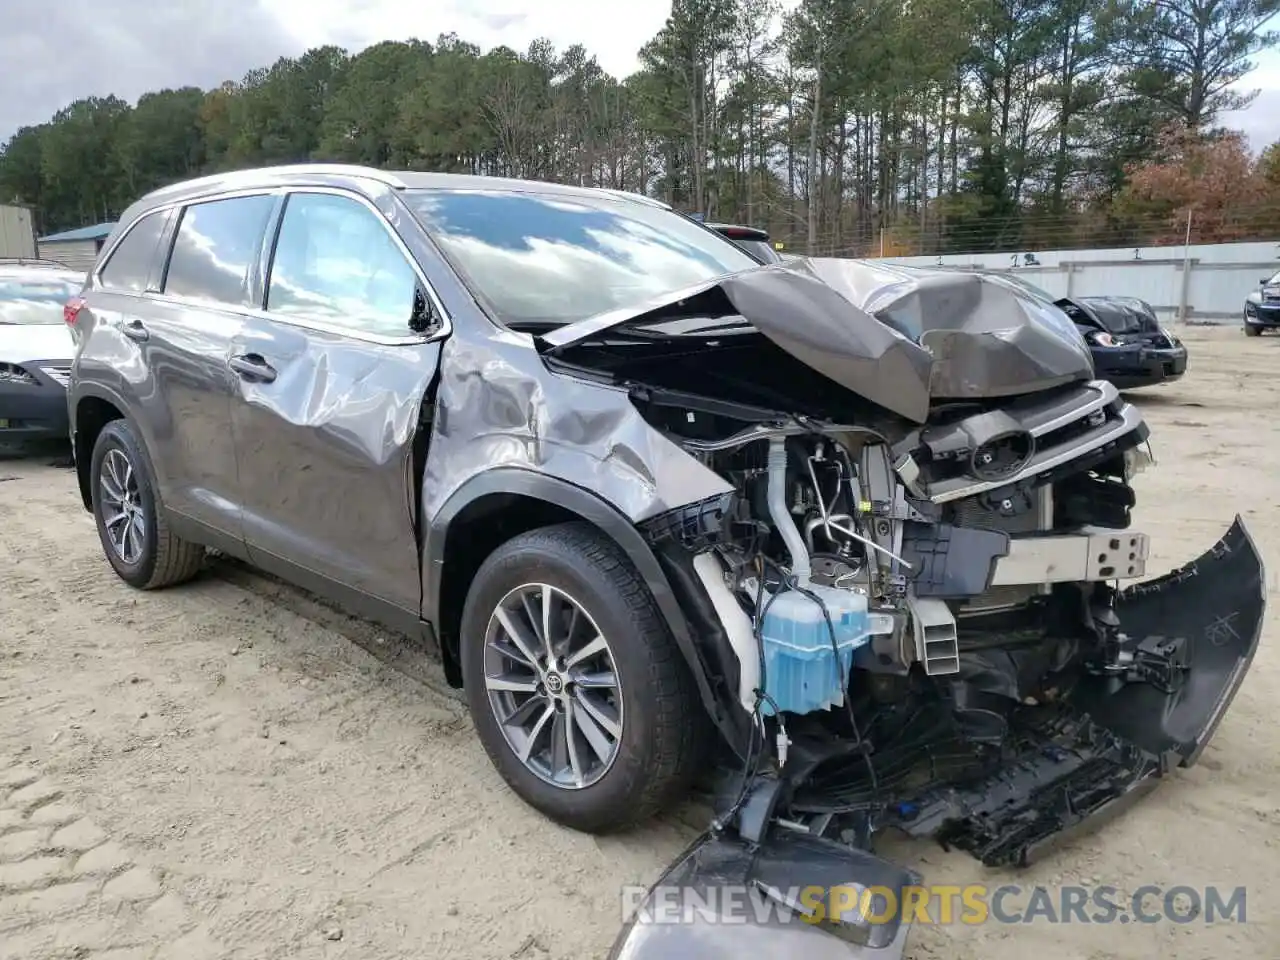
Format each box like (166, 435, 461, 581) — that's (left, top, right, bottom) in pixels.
(265, 192, 418, 338)
(162, 195, 276, 308)
(98, 212, 168, 293)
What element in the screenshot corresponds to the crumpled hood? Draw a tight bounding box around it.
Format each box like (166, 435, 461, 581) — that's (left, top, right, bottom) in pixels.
(0, 323, 74, 364)
(541, 257, 1094, 423)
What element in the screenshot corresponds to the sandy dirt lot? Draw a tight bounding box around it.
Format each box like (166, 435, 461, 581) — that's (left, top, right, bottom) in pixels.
(1, 325, 1278, 960)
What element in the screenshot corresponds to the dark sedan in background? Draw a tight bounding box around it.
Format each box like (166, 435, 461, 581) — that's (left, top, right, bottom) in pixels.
(1244, 270, 1280, 336)
(994, 273, 1188, 390)
(1056, 295, 1188, 389)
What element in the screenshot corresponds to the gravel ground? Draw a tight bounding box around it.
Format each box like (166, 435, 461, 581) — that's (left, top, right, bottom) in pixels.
(1, 325, 1277, 959)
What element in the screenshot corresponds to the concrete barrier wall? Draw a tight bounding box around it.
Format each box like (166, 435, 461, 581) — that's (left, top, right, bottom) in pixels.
(883, 240, 1280, 325)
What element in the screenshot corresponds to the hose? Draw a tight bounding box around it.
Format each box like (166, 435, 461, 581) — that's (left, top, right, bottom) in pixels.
(766, 437, 811, 585)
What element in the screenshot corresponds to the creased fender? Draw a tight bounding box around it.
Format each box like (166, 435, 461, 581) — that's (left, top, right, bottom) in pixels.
(422, 467, 749, 756)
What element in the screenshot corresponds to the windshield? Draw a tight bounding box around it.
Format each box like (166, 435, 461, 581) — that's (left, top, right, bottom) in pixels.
(404, 189, 759, 328)
(0, 277, 81, 325)
(1266, 271, 1280, 287)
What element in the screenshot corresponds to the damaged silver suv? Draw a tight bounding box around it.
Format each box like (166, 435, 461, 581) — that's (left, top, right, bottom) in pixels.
(68, 165, 1265, 958)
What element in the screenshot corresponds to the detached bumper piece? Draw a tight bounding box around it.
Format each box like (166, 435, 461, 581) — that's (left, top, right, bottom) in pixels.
(897, 517, 1265, 868)
(892, 713, 1165, 868)
(610, 831, 919, 960)
(908, 516, 1265, 868)
(1068, 515, 1266, 766)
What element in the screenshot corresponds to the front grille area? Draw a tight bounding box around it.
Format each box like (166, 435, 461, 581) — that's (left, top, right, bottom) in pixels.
(39, 364, 71, 388)
(923, 381, 1144, 504)
(951, 486, 1050, 535)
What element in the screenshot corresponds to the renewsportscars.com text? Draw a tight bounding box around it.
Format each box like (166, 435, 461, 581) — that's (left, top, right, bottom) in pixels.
(621, 883, 1247, 927)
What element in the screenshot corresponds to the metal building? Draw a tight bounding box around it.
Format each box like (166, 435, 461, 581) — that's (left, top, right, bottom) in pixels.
(0, 204, 38, 258)
(35, 222, 117, 272)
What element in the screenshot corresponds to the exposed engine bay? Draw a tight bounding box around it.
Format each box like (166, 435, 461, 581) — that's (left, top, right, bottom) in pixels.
(631, 374, 1182, 843)
(616, 383, 1263, 957)
(537, 260, 1266, 959)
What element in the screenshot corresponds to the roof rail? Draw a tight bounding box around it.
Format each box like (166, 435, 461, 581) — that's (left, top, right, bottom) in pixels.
(232, 162, 409, 188)
(140, 163, 408, 204)
(594, 187, 672, 210)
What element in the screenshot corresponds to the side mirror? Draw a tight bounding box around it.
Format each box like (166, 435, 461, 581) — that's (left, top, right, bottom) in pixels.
(408, 286, 441, 335)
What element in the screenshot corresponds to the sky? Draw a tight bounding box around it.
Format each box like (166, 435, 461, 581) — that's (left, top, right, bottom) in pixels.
(1221, 48, 1280, 149)
(1, 0, 1278, 151)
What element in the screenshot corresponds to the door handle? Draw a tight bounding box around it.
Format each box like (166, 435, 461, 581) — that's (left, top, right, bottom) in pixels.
(122, 319, 149, 342)
(228, 353, 277, 384)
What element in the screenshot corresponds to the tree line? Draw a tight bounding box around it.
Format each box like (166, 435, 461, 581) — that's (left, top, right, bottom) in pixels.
(3, 0, 1279, 257)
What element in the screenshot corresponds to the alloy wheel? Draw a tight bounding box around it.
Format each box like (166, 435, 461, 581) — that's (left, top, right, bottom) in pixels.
(482, 583, 623, 789)
(99, 447, 145, 564)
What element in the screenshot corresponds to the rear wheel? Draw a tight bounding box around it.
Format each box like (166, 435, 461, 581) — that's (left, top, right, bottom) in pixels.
(90, 419, 205, 589)
(460, 522, 702, 833)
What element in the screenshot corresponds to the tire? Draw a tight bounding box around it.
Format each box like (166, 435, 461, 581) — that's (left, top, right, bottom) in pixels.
(89, 419, 205, 589)
(1244, 321, 1261, 337)
(460, 521, 702, 833)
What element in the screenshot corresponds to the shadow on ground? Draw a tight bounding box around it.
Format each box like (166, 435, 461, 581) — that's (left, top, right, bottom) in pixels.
(0, 438, 74, 467)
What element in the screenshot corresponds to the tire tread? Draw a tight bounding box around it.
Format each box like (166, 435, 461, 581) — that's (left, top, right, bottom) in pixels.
(462, 521, 703, 833)
(143, 505, 206, 588)
(91, 419, 205, 590)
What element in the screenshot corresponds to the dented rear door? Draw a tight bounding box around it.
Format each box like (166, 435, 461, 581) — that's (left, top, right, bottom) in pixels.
(228, 188, 444, 619)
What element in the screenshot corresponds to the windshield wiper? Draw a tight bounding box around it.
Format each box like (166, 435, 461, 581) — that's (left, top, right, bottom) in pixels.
(657, 317, 753, 336)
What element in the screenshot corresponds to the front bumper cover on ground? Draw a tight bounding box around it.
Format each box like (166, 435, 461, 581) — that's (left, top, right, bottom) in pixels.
(610, 831, 919, 960)
(611, 517, 1265, 960)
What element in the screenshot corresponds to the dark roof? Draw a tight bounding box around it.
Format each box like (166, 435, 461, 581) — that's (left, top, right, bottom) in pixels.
(38, 222, 116, 243)
(706, 222, 770, 241)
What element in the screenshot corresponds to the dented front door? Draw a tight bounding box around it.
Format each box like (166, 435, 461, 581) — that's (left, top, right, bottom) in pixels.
(227, 189, 443, 618)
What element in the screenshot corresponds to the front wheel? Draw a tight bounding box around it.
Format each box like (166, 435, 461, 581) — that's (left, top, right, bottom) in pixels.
(1244, 321, 1262, 337)
(460, 522, 703, 833)
(89, 419, 205, 589)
